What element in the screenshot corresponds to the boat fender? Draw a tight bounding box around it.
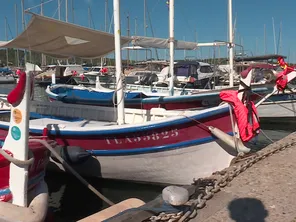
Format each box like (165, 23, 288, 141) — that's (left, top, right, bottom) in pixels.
(208, 126, 250, 154)
(51, 146, 91, 164)
(162, 186, 189, 206)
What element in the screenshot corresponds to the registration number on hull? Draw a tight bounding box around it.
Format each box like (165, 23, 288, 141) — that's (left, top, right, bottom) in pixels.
(105, 129, 179, 145)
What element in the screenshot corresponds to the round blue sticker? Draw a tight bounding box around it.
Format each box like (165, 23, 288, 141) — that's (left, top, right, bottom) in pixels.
(11, 126, 21, 141)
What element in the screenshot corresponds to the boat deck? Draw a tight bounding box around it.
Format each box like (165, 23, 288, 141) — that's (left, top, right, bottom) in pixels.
(30, 118, 116, 128)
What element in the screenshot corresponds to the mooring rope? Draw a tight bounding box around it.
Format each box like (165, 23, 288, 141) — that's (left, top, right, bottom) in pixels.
(29, 139, 115, 206)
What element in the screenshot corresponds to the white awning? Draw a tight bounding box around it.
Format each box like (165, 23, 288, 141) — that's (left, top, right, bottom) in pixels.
(131, 36, 198, 50)
(0, 13, 131, 59)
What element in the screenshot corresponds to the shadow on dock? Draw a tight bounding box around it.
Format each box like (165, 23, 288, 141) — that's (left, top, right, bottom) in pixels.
(228, 198, 268, 222)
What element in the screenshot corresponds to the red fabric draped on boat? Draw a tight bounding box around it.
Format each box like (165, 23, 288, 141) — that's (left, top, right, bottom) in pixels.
(276, 57, 294, 91)
(220, 90, 260, 142)
(7, 70, 26, 106)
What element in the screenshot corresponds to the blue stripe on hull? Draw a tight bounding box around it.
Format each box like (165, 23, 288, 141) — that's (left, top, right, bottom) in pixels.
(0, 106, 230, 136)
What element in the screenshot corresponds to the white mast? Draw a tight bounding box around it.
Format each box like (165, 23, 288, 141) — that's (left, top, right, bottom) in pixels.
(41, 0, 46, 66)
(5, 17, 8, 67)
(21, 0, 26, 64)
(168, 0, 175, 96)
(272, 17, 276, 54)
(15, 4, 20, 67)
(228, 0, 234, 87)
(58, 0, 61, 20)
(144, 0, 147, 59)
(65, 0, 68, 22)
(113, 0, 125, 125)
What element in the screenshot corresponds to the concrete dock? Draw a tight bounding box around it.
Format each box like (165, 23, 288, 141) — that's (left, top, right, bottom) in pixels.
(95, 132, 296, 222)
(192, 132, 296, 222)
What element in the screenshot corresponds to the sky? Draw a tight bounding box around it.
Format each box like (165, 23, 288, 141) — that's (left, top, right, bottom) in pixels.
(1, 0, 296, 62)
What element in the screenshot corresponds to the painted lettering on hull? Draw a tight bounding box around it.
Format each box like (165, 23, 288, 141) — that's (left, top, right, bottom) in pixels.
(105, 129, 179, 145)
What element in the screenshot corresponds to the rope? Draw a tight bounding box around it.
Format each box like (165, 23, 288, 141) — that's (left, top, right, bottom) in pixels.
(0, 148, 34, 167)
(29, 139, 115, 206)
(180, 113, 210, 131)
(25, 0, 56, 12)
(112, 73, 125, 106)
(228, 104, 239, 151)
(260, 129, 275, 143)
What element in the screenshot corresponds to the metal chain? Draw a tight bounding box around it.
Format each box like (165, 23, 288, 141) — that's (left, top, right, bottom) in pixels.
(147, 140, 296, 222)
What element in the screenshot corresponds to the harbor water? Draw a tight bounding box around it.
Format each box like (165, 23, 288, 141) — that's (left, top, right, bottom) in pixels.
(0, 84, 294, 221)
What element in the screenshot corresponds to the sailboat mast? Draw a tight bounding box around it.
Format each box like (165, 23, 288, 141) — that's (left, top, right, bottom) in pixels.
(264, 24, 266, 55)
(127, 12, 130, 66)
(168, 0, 175, 96)
(58, 0, 61, 20)
(15, 4, 20, 67)
(21, 0, 27, 65)
(144, 0, 147, 59)
(228, 0, 234, 87)
(135, 17, 138, 61)
(101, 0, 108, 67)
(41, 0, 46, 66)
(65, 0, 68, 22)
(5, 17, 8, 67)
(113, 0, 125, 125)
(272, 17, 276, 54)
(105, 0, 108, 31)
(71, 0, 74, 23)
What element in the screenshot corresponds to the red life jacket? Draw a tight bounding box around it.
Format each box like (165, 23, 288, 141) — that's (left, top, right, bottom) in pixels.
(276, 67, 294, 91)
(276, 57, 295, 91)
(220, 90, 260, 142)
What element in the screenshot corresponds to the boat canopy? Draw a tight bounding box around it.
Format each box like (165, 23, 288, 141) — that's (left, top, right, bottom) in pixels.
(0, 13, 131, 59)
(0, 13, 218, 59)
(130, 36, 198, 50)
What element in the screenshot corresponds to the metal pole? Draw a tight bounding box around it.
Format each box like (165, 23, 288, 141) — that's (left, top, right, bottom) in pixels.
(88, 6, 93, 65)
(272, 17, 276, 54)
(105, 0, 108, 31)
(168, 0, 174, 96)
(21, 0, 27, 64)
(113, 0, 125, 125)
(264, 24, 266, 55)
(144, 0, 147, 59)
(5, 17, 8, 67)
(135, 17, 138, 61)
(58, 0, 61, 20)
(65, 0, 68, 22)
(41, 0, 46, 66)
(228, 0, 234, 87)
(71, 0, 74, 23)
(15, 3, 20, 67)
(127, 12, 130, 66)
(65, 0, 69, 64)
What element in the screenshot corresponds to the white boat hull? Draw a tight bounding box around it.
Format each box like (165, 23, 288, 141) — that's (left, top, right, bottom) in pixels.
(49, 140, 235, 185)
(258, 101, 296, 118)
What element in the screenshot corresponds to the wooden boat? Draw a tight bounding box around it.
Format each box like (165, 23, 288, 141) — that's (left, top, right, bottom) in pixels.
(0, 67, 258, 185)
(45, 81, 271, 110)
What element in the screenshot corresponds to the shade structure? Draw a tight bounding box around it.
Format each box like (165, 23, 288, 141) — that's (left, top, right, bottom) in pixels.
(0, 13, 131, 59)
